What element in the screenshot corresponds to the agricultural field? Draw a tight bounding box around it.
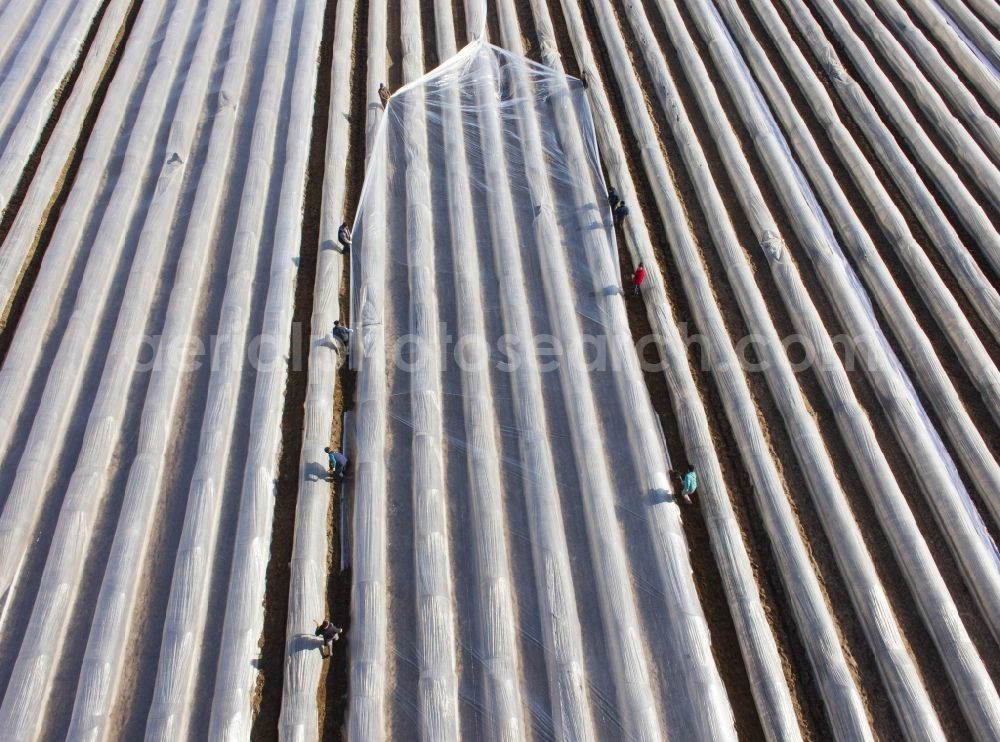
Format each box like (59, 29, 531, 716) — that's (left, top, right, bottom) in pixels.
(0, 0, 998, 739)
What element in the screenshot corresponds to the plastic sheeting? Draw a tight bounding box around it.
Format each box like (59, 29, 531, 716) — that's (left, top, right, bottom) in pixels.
(0, 0, 180, 469)
(772, 0, 1000, 524)
(0, 0, 105, 212)
(0, 0, 131, 309)
(838, 0, 1000, 162)
(901, 0, 1000, 104)
(347, 35, 734, 741)
(208, 0, 324, 737)
(0, 0, 76, 138)
(715, 0, 1000, 431)
(0, 1, 43, 76)
(927, 0, 1000, 70)
(862, 0, 1000, 155)
(138, 0, 271, 737)
(604, 0, 877, 736)
(0, 0, 220, 738)
(620, 0, 947, 735)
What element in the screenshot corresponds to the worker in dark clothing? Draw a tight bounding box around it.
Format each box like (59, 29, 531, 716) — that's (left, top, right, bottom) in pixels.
(329, 320, 354, 355)
(325, 447, 348, 480)
(613, 200, 630, 227)
(337, 222, 352, 252)
(631, 261, 646, 296)
(378, 82, 391, 109)
(315, 620, 343, 657)
(608, 187, 621, 210)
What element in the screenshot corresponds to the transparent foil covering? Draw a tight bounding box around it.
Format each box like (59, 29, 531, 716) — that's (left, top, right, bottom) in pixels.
(347, 40, 733, 741)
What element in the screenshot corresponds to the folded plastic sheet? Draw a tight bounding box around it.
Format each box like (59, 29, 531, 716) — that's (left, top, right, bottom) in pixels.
(348, 38, 733, 741)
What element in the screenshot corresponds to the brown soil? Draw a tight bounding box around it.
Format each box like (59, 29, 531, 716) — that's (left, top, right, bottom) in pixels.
(0, 0, 141, 359)
(319, 0, 370, 735)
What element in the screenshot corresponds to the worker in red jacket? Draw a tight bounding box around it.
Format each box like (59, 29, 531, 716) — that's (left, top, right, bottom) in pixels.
(631, 261, 646, 296)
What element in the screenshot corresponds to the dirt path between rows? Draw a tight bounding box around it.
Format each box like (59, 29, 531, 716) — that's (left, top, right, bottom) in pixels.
(247, 0, 339, 736)
(317, 0, 370, 735)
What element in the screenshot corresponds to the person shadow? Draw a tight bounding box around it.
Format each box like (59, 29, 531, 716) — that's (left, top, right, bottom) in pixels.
(287, 632, 323, 655)
(306, 461, 331, 482)
(649, 487, 671, 506)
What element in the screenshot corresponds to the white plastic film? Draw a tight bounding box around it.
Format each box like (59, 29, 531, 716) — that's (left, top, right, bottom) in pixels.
(0, 0, 223, 736)
(492, 0, 736, 738)
(863, 0, 1000, 155)
(0, 0, 182, 464)
(928, 0, 1000, 70)
(140, 0, 271, 737)
(0, 0, 77, 141)
(603, 0, 879, 735)
(0, 0, 105, 212)
(0, 0, 132, 310)
(0, 1, 45, 78)
(621, 0, 944, 736)
(769, 0, 1000, 525)
(837, 0, 1000, 162)
(744, 0, 1000, 347)
(900, 0, 1000, 105)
